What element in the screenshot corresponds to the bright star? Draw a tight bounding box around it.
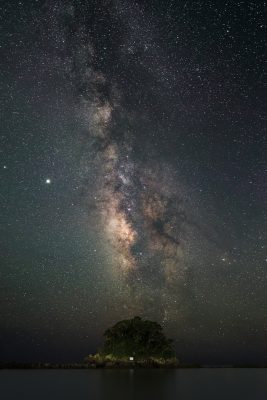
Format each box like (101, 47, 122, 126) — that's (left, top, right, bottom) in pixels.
(46, 178, 51, 184)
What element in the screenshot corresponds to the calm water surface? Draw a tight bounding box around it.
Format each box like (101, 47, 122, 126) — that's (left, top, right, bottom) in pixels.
(0, 369, 266, 400)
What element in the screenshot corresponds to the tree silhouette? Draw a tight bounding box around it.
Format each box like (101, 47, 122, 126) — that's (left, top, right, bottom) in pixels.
(101, 316, 175, 360)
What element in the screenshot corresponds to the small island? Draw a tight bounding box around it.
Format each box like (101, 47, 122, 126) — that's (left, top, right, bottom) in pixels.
(84, 316, 179, 368)
(3, 316, 265, 369)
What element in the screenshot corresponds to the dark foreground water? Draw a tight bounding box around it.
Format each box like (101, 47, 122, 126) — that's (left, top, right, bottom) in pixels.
(0, 369, 266, 400)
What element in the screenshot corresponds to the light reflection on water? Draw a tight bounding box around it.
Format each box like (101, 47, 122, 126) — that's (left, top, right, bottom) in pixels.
(0, 369, 266, 400)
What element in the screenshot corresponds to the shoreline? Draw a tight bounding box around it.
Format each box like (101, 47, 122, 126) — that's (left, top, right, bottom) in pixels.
(1, 363, 267, 370)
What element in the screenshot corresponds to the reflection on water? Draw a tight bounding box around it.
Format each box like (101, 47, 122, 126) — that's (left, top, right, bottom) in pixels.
(0, 369, 266, 400)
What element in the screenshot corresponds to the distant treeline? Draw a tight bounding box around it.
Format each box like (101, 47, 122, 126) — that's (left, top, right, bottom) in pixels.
(0, 361, 182, 369)
(0, 363, 89, 369)
(1, 362, 266, 369)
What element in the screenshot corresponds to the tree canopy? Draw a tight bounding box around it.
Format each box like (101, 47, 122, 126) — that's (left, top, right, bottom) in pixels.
(101, 316, 175, 360)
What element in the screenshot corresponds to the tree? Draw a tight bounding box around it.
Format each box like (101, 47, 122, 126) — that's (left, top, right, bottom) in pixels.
(100, 316, 175, 360)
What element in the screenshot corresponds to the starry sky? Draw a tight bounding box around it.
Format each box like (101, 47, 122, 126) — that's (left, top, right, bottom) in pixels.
(1, 0, 266, 364)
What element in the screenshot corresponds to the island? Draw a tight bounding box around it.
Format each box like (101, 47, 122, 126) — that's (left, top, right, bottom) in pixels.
(2, 316, 265, 369)
(84, 316, 179, 368)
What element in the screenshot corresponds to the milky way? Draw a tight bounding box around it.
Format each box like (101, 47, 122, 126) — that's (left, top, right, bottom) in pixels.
(1, 0, 266, 363)
(63, 2, 219, 322)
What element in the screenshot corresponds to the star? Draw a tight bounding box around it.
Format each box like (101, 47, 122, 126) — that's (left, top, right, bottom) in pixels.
(45, 178, 51, 184)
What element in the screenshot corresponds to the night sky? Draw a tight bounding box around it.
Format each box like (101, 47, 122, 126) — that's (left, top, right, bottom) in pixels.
(1, 0, 266, 364)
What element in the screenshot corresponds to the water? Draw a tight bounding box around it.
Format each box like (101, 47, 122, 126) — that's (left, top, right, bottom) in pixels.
(0, 369, 266, 400)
